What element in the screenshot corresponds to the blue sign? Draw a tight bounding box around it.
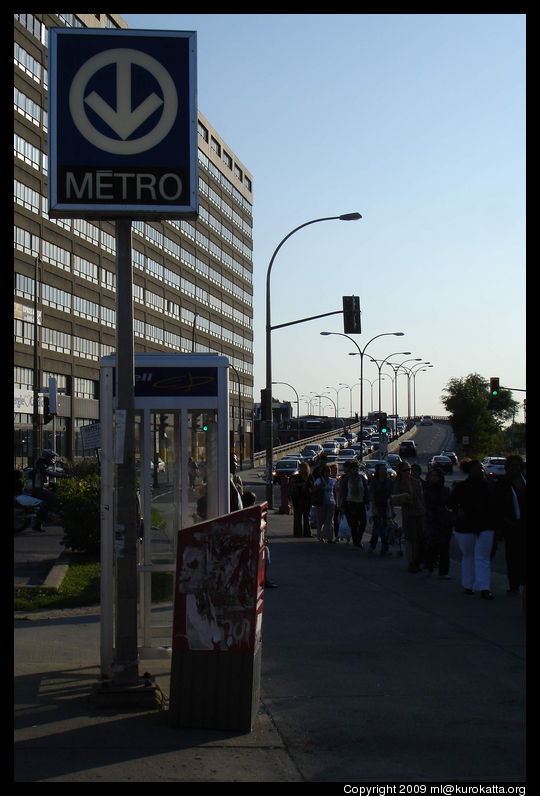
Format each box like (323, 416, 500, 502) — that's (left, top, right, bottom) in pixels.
(48, 28, 197, 219)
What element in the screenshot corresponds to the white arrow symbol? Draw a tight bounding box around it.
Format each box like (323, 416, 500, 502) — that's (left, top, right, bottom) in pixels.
(84, 52, 163, 140)
(69, 48, 178, 155)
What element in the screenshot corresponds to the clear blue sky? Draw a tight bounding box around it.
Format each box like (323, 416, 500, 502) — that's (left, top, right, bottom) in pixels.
(121, 13, 526, 421)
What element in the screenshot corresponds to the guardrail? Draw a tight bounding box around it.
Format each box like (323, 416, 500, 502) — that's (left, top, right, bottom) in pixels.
(251, 421, 427, 468)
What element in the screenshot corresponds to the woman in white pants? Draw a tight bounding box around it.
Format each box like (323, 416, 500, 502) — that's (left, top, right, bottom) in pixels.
(447, 459, 496, 600)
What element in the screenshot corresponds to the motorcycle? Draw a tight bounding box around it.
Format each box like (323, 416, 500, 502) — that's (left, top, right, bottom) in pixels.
(14, 493, 44, 533)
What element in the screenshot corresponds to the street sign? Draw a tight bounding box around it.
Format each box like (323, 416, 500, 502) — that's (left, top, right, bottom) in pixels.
(48, 28, 197, 219)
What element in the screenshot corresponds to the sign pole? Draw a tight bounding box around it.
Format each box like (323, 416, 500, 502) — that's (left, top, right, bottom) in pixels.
(112, 218, 139, 687)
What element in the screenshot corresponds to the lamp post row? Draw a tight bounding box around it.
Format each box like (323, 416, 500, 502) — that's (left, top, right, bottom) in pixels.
(264, 211, 434, 507)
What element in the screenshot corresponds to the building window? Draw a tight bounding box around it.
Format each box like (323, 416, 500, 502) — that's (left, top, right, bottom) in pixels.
(198, 121, 208, 142)
(210, 136, 221, 156)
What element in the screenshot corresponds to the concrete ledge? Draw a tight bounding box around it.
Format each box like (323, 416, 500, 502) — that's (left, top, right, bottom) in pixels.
(42, 554, 71, 590)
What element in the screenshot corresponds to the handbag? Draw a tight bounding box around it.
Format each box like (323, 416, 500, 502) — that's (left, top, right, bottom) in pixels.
(338, 513, 351, 539)
(440, 507, 456, 529)
(391, 492, 411, 507)
(311, 484, 324, 507)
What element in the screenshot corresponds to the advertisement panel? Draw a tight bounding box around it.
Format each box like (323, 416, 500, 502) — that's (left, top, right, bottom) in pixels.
(172, 504, 266, 654)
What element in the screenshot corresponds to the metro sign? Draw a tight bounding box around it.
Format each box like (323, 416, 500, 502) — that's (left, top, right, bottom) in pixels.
(48, 28, 197, 219)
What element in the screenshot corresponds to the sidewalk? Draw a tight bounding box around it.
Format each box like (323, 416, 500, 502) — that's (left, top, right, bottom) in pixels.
(14, 508, 526, 783)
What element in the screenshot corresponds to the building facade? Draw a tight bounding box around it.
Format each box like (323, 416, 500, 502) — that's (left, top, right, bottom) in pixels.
(14, 13, 254, 467)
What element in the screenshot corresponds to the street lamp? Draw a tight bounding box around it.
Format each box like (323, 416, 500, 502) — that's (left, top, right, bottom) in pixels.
(411, 364, 434, 418)
(321, 331, 405, 458)
(384, 358, 422, 420)
(265, 212, 362, 506)
(367, 352, 412, 417)
(272, 381, 300, 440)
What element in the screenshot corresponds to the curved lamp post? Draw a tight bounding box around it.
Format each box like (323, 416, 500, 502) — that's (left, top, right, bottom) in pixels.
(265, 212, 362, 506)
(321, 331, 405, 458)
(272, 381, 300, 440)
(367, 351, 412, 417)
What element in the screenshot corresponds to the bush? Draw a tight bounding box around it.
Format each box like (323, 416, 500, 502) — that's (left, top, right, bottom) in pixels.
(57, 474, 101, 554)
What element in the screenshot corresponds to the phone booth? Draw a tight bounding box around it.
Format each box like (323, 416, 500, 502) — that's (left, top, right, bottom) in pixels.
(99, 353, 230, 674)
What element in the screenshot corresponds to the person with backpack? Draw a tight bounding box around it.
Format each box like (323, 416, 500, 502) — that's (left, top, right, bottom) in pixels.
(339, 461, 369, 548)
(287, 460, 314, 537)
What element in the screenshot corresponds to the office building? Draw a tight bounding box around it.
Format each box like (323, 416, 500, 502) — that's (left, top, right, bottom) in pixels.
(14, 13, 254, 467)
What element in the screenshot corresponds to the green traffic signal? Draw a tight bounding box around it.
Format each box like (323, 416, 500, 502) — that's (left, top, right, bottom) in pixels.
(489, 377, 500, 396)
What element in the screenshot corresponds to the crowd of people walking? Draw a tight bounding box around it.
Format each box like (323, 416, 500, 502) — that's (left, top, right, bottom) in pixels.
(285, 452, 526, 600)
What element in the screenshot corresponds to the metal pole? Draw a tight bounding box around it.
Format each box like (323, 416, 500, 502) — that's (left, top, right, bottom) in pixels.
(32, 257, 41, 465)
(113, 218, 139, 687)
(265, 213, 361, 507)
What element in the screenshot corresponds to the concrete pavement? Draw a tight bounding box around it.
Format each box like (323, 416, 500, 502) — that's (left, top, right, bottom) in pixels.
(14, 502, 526, 783)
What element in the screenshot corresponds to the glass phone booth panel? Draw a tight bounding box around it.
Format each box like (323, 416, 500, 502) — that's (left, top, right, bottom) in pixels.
(100, 354, 230, 670)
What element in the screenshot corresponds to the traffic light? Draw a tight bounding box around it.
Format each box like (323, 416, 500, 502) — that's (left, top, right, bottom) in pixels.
(489, 377, 499, 396)
(378, 412, 388, 434)
(342, 295, 361, 334)
(158, 414, 168, 440)
(43, 396, 53, 425)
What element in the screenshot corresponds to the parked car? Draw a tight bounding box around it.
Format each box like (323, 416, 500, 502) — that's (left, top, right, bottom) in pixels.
(273, 458, 301, 483)
(137, 457, 165, 473)
(482, 456, 507, 479)
(440, 450, 458, 465)
(428, 455, 453, 474)
(399, 440, 417, 457)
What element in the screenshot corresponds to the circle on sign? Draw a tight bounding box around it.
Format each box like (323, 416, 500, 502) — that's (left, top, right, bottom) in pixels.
(69, 48, 178, 155)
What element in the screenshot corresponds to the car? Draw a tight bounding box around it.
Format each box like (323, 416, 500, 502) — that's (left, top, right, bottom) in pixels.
(428, 455, 453, 474)
(273, 458, 301, 483)
(399, 440, 417, 457)
(321, 441, 340, 456)
(336, 448, 358, 459)
(365, 459, 397, 478)
(300, 444, 323, 463)
(348, 444, 365, 456)
(482, 456, 507, 479)
(386, 453, 402, 470)
(441, 450, 458, 465)
(420, 415, 433, 425)
(137, 457, 165, 473)
(334, 436, 349, 449)
(370, 435, 380, 449)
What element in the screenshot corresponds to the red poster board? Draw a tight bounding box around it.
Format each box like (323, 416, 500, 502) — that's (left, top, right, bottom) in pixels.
(172, 503, 267, 654)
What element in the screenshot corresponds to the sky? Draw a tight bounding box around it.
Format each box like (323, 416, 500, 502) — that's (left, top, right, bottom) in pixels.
(120, 13, 526, 421)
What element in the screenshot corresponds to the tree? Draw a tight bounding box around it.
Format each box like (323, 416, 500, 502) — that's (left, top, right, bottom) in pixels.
(441, 373, 518, 457)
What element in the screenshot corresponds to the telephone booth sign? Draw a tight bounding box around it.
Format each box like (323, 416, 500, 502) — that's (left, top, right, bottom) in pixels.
(99, 353, 230, 673)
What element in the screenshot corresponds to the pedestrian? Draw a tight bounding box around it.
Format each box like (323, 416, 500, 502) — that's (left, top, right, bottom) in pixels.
(369, 462, 393, 555)
(391, 461, 426, 572)
(495, 455, 526, 594)
(411, 462, 425, 486)
(230, 452, 243, 507)
(287, 460, 314, 537)
(313, 464, 338, 543)
(423, 467, 454, 578)
(447, 458, 497, 599)
(342, 460, 370, 548)
(188, 456, 198, 489)
(329, 462, 341, 540)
